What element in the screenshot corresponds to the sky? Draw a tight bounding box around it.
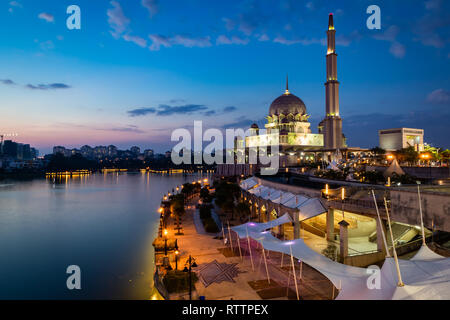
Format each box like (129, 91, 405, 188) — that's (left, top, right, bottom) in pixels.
(0, 0, 449, 154)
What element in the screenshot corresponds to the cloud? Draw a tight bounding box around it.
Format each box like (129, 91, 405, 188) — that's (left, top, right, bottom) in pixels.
(425, 0, 442, 10)
(148, 34, 171, 50)
(389, 42, 405, 58)
(203, 106, 237, 116)
(38, 12, 54, 23)
(223, 106, 237, 113)
(372, 25, 405, 58)
(0, 78, 70, 90)
(222, 18, 235, 31)
(9, 1, 22, 7)
(127, 107, 157, 117)
(26, 83, 71, 90)
(128, 104, 235, 117)
(171, 35, 211, 48)
(0, 79, 16, 85)
(373, 25, 399, 42)
(9, 1, 22, 13)
(107, 1, 130, 38)
(97, 125, 145, 134)
(273, 36, 323, 46)
(128, 104, 208, 117)
(156, 104, 208, 116)
(413, 3, 448, 48)
(148, 34, 211, 50)
(203, 110, 216, 117)
(427, 89, 450, 104)
(258, 34, 269, 41)
(216, 35, 249, 45)
(305, 2, 314, 10)
(123, 34, 147, 47)
(39, 40, 54, 50)
(336, 31, 361, 46)
(141, 0, 158, 17)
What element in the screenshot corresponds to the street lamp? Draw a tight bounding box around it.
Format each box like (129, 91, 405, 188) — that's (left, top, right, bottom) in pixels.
(164, 229, 169, 256)
(175, 250, 179, 270)
(183, 255, 198, 300)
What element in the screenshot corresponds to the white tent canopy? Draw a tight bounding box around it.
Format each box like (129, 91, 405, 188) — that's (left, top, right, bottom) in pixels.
(384, 158, 405, 177)
(297, 198, 328, 221)
(283, 195, 309, 208)
(271, 192, 295, 205)
(240, 177, 258, 190)
(326, 160, 340, 171)
(231, 216, 450, 300)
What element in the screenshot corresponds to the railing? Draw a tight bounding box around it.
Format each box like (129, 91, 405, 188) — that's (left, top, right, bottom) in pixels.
(326, 198, 390, 211)
(301, 222, 380, 257)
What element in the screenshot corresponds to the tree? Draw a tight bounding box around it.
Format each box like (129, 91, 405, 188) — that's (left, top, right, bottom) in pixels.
(235, 202, 250, 221)
(370, 146, 386, 156)
(200, 187, 210, 202)
(441, 149, 450, 165)
(396, 147, 418, 165)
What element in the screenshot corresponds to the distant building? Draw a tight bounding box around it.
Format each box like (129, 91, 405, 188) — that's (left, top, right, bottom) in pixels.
(31, 148, 39, 159)
(53, 146, 65, 155)
(108, 145, 118, 157)
(130, 146, 141, 155)
(81, 145, 93, 158)
(379, 128, 424, 151)
(93, 146, 107, 158)
(165, 151, 172, 158)
(144, 149, 154, 158)
(3, 140, 18, 158)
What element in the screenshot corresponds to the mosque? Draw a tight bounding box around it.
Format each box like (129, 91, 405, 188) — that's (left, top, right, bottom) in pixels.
(243, 14, 347, 168)
(217, 14, 358, 177)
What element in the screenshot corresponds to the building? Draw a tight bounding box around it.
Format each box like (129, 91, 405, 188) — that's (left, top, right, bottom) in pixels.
(3, 140, 18, 158)
(241, 14, 346, 168)
(320, 14, 345, 150)
(130, 146, 141, 155)
(108, 145, 118, 157)
(81, 145, 94, 158)
(93, 146, 107, 158)
(144, 149, 154, 158)
(379, 128, 424, 151)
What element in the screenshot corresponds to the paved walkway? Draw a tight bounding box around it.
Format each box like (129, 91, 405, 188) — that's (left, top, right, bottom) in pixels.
(167, 197, 334, 300)
(171, 199, 262, 300)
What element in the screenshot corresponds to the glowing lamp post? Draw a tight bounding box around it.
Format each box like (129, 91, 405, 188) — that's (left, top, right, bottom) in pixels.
(174, 250, 179, 270)
(183, 256, 198, 300)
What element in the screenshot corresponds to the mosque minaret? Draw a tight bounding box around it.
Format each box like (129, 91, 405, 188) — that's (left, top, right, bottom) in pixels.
(321, 13, 344, 150)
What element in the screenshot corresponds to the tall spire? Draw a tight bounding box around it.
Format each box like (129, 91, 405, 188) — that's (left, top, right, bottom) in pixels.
(328, 13, 334, 30)
(285, 74, 290, 95)
(323, 13, 343, 150)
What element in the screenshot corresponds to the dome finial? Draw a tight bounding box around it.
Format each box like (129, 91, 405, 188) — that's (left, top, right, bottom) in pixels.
(285, 74, 290, 95)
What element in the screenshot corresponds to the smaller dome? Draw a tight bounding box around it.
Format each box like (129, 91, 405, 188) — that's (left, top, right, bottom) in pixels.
(250, 123, 259, 129)
(281, 118, 289, 124)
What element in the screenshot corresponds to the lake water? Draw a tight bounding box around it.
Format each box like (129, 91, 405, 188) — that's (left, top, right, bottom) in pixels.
(0, 172, 204, 299)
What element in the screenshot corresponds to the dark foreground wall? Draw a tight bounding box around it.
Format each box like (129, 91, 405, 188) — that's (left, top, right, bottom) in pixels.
(390, 188, 450, 232)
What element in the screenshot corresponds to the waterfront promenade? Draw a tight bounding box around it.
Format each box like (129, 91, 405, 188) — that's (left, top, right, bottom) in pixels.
(164, 196, 334, 300)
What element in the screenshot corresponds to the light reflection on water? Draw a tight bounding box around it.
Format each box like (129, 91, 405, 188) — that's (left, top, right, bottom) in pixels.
(0, 172, 206, 299)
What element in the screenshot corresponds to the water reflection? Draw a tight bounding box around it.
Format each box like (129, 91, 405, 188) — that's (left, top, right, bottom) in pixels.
(0, 172, 208, 299)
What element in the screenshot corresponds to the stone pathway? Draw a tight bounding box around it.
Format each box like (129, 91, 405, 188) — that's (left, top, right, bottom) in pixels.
(169, 197, 335, 300)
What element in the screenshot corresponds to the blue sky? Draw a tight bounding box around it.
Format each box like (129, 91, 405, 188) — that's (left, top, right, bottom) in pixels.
(0, 0, 449, 154)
